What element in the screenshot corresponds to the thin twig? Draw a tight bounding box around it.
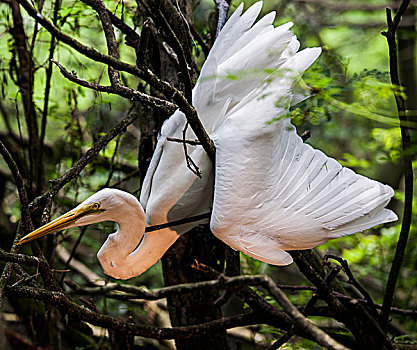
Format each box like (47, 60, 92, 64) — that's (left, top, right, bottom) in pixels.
(106, 9, 139, 47)
(190, 23, 210, 57)
(51, 59, 176, 114)
(167, 137, 201, 146)
(4, 284, 262, 339)
(110, 168, 141, 187)
(380, 0, 413, 330)
(37, 0, 61, 193)
(0, 248, 47, 269)
(269, 266, 341, 349)
(59, 227, 88, 284)
(261, 276, 348, 350)
(16, 0, 216, 162)
(324, 255, 378, 317)
(104, 134, 121, 187)
(149, 2, 193, 102)
(145, 212, 211, 232)
(67, 273, 346, 349)
(192, 262, 357, 346)
(80, 0, 121, 86)
(182, 122, 202, 177)
(0, 142, 33, 306)
(28, 112, 139, 214)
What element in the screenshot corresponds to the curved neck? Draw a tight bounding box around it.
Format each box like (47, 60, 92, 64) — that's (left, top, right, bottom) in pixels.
(97, 212, 179, 279)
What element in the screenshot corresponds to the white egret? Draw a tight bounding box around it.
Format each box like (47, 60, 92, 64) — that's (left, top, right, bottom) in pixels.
(17, 2, 397, 279)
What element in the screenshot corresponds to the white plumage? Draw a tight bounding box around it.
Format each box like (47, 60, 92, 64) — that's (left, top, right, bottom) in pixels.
(18, 1, 397, 279)
(144, 0, 397, 267)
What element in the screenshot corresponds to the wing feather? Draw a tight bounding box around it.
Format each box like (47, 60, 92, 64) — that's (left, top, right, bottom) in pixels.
(143, 2, 397, 266)
(210, 44, 397, 264)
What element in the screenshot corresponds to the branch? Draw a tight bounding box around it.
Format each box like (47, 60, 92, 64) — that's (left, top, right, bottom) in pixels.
(15, 0, 138, 77)
(0, 248, 48, 268)
(66, 275, 280, 300)
(9, 0, 39, 192)
(190, 23, 210, 58)
(167, 137, 201, 146)
(38, 0, 61, 192)
(0, 141, 30, 228)
(4, 285, 261, 339)
(0, 141, 61, 296)
(79, 0, 121, 86)
(55, 245, 104, 285)
(270, 266, 341, 349)
(263, 273, 348, 350)
(144, 1, 193, 102)
(94, 272, 347, 349)
(28, 112, 138, 215)
(289, 251, 394, 347)
(16, 0, 215, 161)
(324, 255, 378, 317)
(106, 10, 140, 47)
(66, 275, 318, 302)
(51, 59, 176, 114)
(290, 251, 345, 313)
(61, 273, 417, 324)
(8, 273, 347, 348)
(380, 0, 413, 330)
(145, 212, 211, 233)
(0, 141, 33, 305)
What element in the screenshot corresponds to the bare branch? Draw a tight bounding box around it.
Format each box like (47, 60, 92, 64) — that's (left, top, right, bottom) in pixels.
(261, 275, 348, 350)
(0, 248, 48, 268)
(0, 141, 30, 228)
(4, 284, 261, 339)
(270, 266, 341, 349)
(0, 143, 60, 296)
(167, 137, 201, 146)
(0, 142, 33, 306)
(145, 212, 211, 233)
(190, 23, 210, 58)
(324, 255, 378, 317)
(144, 1, 193, 102)
(380, 0, 414, 330)
(28, 112, 139, 215)
(106, 10, 139, 47)
(51, 59, 176, 114)
(15, 0, 216, 161)
(182, 122, 202, 177)
(80, 0, 121, 86)
(38, 0, 61, 192)
(9, 0, 39, 192)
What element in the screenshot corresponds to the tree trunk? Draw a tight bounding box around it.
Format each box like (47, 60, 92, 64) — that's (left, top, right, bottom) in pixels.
(162, 227, 228, 350)
(136, 1, 230, 348)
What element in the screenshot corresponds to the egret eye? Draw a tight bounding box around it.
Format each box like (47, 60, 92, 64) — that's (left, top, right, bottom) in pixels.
(92, 202, 100, 210)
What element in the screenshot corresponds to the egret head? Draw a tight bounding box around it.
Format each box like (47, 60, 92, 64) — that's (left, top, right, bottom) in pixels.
(16, 188, 179, 280)
(16, 188, 145, 246)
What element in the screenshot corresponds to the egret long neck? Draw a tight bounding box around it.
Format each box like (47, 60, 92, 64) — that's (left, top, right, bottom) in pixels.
(97, 212, 179, 279)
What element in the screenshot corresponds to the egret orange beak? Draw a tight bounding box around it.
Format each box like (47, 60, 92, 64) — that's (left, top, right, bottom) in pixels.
(16, 204, 104, 245)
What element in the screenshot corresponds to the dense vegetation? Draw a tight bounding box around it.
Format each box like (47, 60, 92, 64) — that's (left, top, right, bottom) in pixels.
(0, 0, 415, 349)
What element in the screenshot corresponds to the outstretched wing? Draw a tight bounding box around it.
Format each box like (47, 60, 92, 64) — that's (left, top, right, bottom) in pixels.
(210, 48, 397, 265)
(141, 2, 300, 232)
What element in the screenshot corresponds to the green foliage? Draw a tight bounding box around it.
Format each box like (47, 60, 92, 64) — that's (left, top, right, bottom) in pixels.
(0, 0, 416, 348)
